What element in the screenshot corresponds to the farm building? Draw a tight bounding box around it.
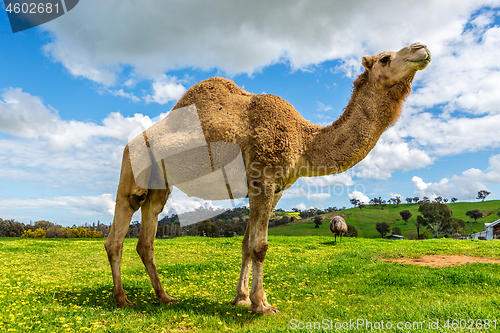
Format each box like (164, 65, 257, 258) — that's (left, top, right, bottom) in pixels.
(385, 235, 404, 240)
(470, 219, 500, 240)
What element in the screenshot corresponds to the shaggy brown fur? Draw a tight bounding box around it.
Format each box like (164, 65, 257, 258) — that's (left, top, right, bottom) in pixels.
(105, 43, 431, 315)
(329, 215, 348, 244)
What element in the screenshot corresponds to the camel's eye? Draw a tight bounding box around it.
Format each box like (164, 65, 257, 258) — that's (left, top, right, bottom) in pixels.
(379, 56, 391, 64)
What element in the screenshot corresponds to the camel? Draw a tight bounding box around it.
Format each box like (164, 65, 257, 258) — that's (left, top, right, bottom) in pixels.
(104, 42, 431, 314)
(329, 215, 348, 244)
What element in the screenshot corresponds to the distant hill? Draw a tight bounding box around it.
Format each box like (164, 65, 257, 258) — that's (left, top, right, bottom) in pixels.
(268, 200, 500, 238)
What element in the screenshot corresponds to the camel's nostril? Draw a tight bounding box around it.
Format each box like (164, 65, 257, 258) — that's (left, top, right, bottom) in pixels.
(411, 43, 426, 49)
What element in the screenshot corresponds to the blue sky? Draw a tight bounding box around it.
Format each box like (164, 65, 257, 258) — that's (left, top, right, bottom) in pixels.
(1, 0, 500, 226)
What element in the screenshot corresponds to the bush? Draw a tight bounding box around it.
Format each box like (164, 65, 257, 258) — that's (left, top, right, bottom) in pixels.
(46, 225, 66, 238)
(346, 225, 358, 237)
(421, 231, 433, 239)
(376, 222, 390, 238)
(407, 230, 417, 240)
(222, 227, 234, 237)
(313, 216, 323, 228)
(21, 228, 46, 238)
(392, 227, 402, 236)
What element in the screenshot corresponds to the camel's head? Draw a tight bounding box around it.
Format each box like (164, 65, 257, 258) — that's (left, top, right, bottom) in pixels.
(361, 42, 431, 88)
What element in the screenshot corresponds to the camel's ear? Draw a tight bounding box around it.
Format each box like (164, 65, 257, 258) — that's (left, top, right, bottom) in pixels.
(362, 55, 374, 70)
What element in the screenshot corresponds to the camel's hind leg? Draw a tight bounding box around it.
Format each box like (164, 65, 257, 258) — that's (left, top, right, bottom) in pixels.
(232, 227, 252, 307)
(105, 145, 149, 308)
(136, 188, 178, 304)
(104, 166, 147, 307)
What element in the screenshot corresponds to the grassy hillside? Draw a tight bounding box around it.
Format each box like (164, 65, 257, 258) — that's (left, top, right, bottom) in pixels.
(1, 237, 500, 332)
(269, 200, 500, 238)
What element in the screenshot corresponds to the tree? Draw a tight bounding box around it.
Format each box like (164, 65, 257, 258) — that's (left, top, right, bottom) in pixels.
(392, 227, 402, 236)
(413, 197, 420, 204)
(358, 203, 366, 210)
(421, 196, 430, 203)
(399, 210, 412, 225)
(350, 198, 360, 208)
(468, 209, 483, 223)
(223, 227, 234, 237)
(465, 209, 482, 223)
(451, 197, 458, 203)
(313, 216, 323, 228)
(449, 218, 466, 236)
(394, 196, 401, 206)
(380, 199, 387, 210)
(477, 190, 491, 202)
(418, 202, 453, 238)
(414, 215, 427, 239)
(405, 197, 413, 206)
(434, 196, 443, 203)
(376, 222, 390, 238)
(346, 225, 358, 237)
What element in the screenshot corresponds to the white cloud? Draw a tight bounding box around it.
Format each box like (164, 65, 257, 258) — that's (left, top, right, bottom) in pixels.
(392, 14, 500, 157)
(145, 75, 186, 105)
(43, 41, 117, 86)
(301, 173, 355, 187)
(40, 0, 493, 82)
(411, 154, 500, 200)
(292, 203, 308, 211)
(0, 88, 60, 139)
(0, 88, 154, 152)
(355, 130, 433, 180)
(334, 57, 363, 78)
(0, 88, 158, 194)
(348, 191, 369, 204)
(162, 187, 225, 216)
(105, 88, 140, 102)
(0, 194, 116, 216)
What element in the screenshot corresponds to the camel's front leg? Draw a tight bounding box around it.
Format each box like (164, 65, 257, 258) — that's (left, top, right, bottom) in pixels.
(232, 229, 252, 306)
(244, 186, 282, 314)
(233, 192, 282, 312)
(137, 188, 178, 305)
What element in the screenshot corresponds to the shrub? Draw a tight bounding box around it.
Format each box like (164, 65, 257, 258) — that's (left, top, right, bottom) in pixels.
(376, 222, 390, 238)
(346, 225, 358, 237)
(313, 216, 323, 228)
(392, 227, 402, 236)
(222, 227, 234, 237)
(21, 228, 46, 238)
(421, 231, 433, 239)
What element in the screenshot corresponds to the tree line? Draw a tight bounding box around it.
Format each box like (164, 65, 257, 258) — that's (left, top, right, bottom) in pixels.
(375, 203, 493, 240)
(351, 190, 491, 211)
(0, 219, 107, 238)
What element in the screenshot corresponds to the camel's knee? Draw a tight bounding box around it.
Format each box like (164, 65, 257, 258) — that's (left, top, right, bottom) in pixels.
(129, 193, 147, 211)
(136, 241, 153, 259)
(252, 242, 268, 262)
(104, 240, 123, 260)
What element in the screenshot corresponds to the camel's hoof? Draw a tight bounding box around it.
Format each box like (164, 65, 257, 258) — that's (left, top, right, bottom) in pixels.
(116, 297, 137, 308)
(232, 296, 252, 307)
(159, 295, 179, 305)
(250, 304, 280, 315)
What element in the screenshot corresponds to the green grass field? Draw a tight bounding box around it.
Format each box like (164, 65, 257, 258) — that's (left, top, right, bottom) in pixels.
(1, 236, 500, 332)
(269, 200, 500, 238)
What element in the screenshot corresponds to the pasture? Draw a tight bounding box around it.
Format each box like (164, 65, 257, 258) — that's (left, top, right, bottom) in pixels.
(1, 236, 499, 332)
(269, 200, 500, 238)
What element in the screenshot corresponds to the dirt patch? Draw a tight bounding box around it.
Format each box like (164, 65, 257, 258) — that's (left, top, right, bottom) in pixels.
(384, 255, 500, 268)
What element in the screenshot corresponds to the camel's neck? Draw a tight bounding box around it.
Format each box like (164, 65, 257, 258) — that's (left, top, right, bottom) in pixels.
(299, 72, 413, 177)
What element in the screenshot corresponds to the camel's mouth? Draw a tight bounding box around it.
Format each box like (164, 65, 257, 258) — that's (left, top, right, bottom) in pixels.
(406, 56, 431, 70)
